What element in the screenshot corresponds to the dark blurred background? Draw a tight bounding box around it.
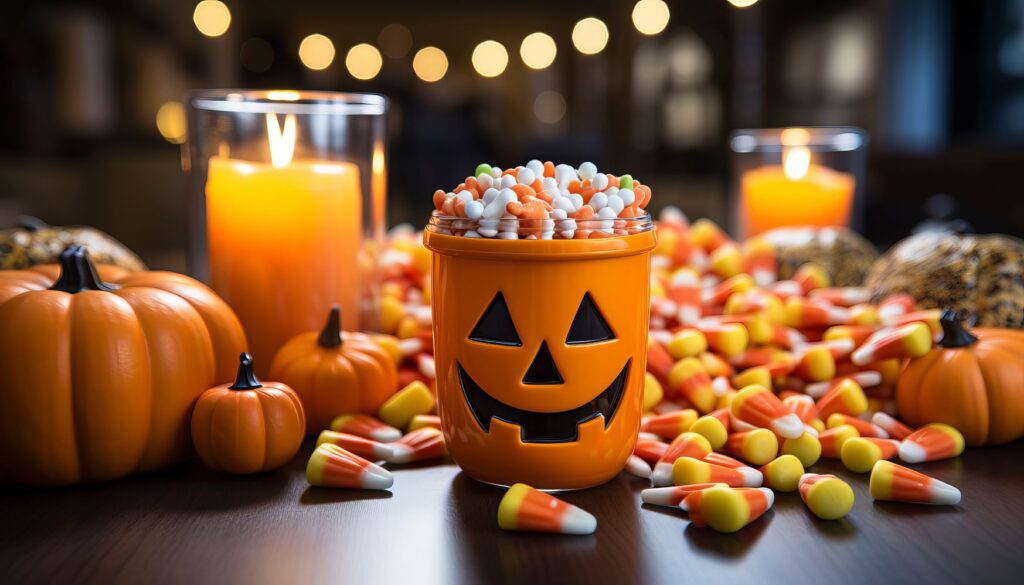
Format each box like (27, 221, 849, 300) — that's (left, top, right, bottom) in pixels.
(1, 0, 1023, 270)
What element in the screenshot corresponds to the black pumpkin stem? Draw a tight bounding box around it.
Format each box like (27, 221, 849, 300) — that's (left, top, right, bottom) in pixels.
(229, 353, 263, 390)
(50, 245, 115, 293)
(938, 309, 978, 348)
(318, 305, 344, 348)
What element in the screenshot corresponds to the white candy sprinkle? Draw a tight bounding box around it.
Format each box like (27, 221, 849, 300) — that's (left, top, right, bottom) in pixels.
(465, 200, 484, 219)
(542, 177, 558, 193)
(569, 193, 584, 209)
(500, 175, 516, 189)
(605, 185, 619, 199)
(541, 231, 554, 240)
(456, 190, 473, 202)
(618, 188, 635, 206)
(465, 230, 482, 238)
(491, 166, 502, 178)
(526, 159, 545, 179)
(597, 206, 617, 219)
(498, 218, 518, 232)
(592, 174, 609, 190)
(550, 208, 568, 220)
(553, 196, 576, 213)
(560, 218, 577, 231)
(590, 192, 608, 210)
(555, 164, 576, 186)
(482, 187, 499, 203)
(517, 167, 535, 186)
(498, 231, 519, 240)
(578, 162, 597, 180)
(607, 194, 624, 214)
(483, 189, 516, 219)
(477, 173, 493, 189)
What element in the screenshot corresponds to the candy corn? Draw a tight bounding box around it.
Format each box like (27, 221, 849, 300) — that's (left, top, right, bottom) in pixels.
(306, 443, 394, 490)
(793, 345, 836, 382)
(851, 322, 932, 365)
(690, 218, 730, 253)
(667, 268, 702, 324)
(809, 287, 871, 307)
(899, 423, 965, 463)
(723, 428, 779, 466)
(840, 437, 901, 473)
(693, 320, 749, 357)
(871, 412, 914, 440)
(784, 297, 850, 328)
(667, 358, 716, 413)
(651, 432, 713, 486)
(782, 394, 820, 426)
(877, 293, 915, 320)
(710, 242, 743, 279)
(672, 456, 762, 487)
(681, 486, 774, 533)
(641, 483, 725, 508)
(741, 238, 777, 286)
(329, 414, 403, 443)
(804, 371, 882, 399)
(316, 430, 394, 461)
(643, 372, 665, 411)
(759, 455, 805, 492)
(819, 424, 860, 458)
(869, 461, 961, 505)
(699, 352, 734, 378)
(815, 378, 868, 419)
(666, 329, 708, 359)
(781, 432, 822, 467)
(730, 384, 804, 439)
(626, 454, 653, 478)
(827, 413, 889, 439)
(798, 473, 854, 520)
(497, 483, 597, 535)
(647, 337, 674, 386)
(793, 263, 830, 294)
(633, 438, 669, 465)
(379, 380, 436, 430)
(387, 427, 447, 464)
(732, 366, 773, 389)
(702, 452, 747, 469)
(642, 409, 699, 440)
(407, 414, 442, 432)
(823, 324, 878, 346)
(689, 409, 731, 450)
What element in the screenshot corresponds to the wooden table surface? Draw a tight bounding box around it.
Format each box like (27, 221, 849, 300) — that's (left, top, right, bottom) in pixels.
(2, 439, 1023, 585)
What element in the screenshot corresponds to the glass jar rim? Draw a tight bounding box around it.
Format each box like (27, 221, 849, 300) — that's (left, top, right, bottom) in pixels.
(188, 89, 387, 116)
(425, 211, 654, 240)
(730, 126, 866, 153)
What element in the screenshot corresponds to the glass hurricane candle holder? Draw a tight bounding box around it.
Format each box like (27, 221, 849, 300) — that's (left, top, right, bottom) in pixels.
(730, 127, 868, 238)
(185, 90, 388, 374)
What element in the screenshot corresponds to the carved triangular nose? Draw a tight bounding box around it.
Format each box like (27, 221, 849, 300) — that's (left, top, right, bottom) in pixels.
(522, 341, 563, 385)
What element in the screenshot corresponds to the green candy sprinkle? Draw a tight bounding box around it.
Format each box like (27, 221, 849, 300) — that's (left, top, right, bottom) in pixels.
(475, 163, 493, 177)
(619, 174, 634, 190)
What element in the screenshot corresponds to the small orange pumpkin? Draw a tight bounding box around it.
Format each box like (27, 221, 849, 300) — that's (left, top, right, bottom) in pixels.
(897, 310, 1024, 446)
(0, 246, 246, 486)
(191, 353, 305, 474)
(270, 306, 398, 432)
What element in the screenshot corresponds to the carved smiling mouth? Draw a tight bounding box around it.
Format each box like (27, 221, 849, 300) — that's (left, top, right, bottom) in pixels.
(457, 359, 630, 443)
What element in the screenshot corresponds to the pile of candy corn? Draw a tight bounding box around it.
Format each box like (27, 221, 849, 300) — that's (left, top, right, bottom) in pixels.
(430, 161, 653, 239)
(320, 196, 968, 536)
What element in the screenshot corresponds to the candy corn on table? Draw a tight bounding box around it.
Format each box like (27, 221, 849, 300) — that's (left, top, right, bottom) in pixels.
(1, 439, 1022, 584)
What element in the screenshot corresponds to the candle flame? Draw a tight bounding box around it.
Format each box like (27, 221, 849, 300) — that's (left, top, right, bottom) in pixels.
(783, 146, 811, 180)
(266, 113, 297, 168)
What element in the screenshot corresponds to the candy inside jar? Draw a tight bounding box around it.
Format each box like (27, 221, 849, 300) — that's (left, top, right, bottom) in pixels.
(427, 160, 654, 240)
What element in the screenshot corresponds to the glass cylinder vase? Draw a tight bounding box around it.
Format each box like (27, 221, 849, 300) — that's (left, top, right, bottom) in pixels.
(729, 127, 868, 239)
(185, 90, 388, 374)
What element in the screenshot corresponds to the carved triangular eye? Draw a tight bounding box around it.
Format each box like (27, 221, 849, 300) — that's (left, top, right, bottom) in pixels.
(566, 292, 615, 344)
(469, 292, 521, 346)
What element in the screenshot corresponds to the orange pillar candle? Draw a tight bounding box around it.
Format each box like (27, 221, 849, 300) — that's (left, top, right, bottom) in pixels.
(205, 154, 363, 374)
(740, 146, 855, 237)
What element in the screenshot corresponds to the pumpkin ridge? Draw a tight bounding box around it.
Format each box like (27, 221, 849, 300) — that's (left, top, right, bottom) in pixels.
(975, 344, 1024, 443)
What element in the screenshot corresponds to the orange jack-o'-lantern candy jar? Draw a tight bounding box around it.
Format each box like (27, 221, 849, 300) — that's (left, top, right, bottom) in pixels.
(424, 161, 657, 489)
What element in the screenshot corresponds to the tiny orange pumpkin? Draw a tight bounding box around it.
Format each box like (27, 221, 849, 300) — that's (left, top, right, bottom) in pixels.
(270, 306, 399, 432)
(191, 353, 306, 474)
(896, 310, 1024, 446)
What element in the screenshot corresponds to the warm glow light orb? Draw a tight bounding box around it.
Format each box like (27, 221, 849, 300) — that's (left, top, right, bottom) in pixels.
(520, 32, 557, 70)
(193, 0, 231, 38)
(299, 34, 336, 70)
(572, 17, 609, 55)
(346, 43, 383, 80)
(728, 0, 759, 7)
(632, 1, 671, 36)
(156, 101, 186, 144)
(472, 40, 509, 78)
(413, 47, 448, 82)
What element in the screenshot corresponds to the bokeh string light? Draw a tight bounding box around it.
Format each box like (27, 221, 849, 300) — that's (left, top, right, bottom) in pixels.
(346, 43, 383, 80)
(572, 17, 610, 55)
(298, 33, 336, 70)
(193, 0, 231, 37)
(632, 1, 671, 36)
(413, 47, 448, 82)
(472, 40, 509, 78)
(520, 32, 557, 70)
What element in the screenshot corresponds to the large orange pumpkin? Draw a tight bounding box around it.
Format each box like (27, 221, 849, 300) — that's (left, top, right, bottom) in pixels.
(191, 353, 305, 474)
(269, 305, 398, 432)
(897, 310, 1024, 446)
(0, 246, 246, 485)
